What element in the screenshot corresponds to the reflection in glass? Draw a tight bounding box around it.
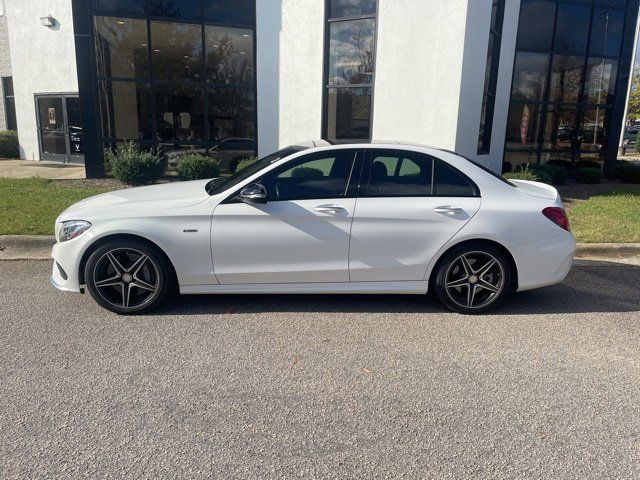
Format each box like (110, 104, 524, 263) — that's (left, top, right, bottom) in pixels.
(329, 0, 376, 18)
(328, 19, 375, 86)
(154, 83, 204, 143)
(579, 107, 611, 152)
(505, 103, 543, 150)
(151, 21, 203, 81)
(555, 3, 591, 54)
(95, 17, 149, 78)
(206, 26, 254, 86)
(516, 0, 555, 51)
(204, 0, 255, 25)
(37, 97, 67, 155)
(503, 151, 539, 172)
(549, 55, 584, 103)
(94, 0, 145, 16)
(149, 0, 201, 20)
(590, 8, 625, 57)
(585, 58, 618, 105)
(543, 104, 577, 151)
(326, 87, 371, 141)
(99, 81, 152, 140)
(208, 87, 255, 141)
(511, 52, 549, 102)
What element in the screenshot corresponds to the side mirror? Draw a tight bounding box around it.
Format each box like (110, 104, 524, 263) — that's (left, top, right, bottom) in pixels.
(239, 183, 267, 204)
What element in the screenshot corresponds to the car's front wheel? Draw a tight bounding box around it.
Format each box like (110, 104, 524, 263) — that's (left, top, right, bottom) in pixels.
(433, 243, 512, 314)
(84, 239, 172, 314)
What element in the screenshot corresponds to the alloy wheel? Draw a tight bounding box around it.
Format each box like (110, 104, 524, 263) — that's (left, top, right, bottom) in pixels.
(444, 251, 505, 310)
(92, 248, 160, 310)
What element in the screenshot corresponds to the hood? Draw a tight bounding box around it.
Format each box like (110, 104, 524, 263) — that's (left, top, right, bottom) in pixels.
(509, 179, 559, 201)
(59, 179, 212, 221)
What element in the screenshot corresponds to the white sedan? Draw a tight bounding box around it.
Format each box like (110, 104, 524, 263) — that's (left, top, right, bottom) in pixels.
(51, 142, 575, 314)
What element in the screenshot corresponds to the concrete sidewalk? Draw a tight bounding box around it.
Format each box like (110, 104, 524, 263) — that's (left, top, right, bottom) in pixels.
(0, 160, 85, 179)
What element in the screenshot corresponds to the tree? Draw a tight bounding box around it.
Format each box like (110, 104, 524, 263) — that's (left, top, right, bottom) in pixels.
(627, 74, 640, 125)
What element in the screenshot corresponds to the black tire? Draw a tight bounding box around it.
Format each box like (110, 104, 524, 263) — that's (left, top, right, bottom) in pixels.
(84, 239, 173, 315)
(433, 242, 512, 315)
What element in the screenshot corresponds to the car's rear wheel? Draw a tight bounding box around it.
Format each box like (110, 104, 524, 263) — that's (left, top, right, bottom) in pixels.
(433, 243, 512, 314)
(84, 240, 172, 314)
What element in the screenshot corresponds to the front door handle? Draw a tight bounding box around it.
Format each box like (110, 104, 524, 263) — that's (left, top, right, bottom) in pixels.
(315, 204, 347, 215)
(434, 205, 464, 215)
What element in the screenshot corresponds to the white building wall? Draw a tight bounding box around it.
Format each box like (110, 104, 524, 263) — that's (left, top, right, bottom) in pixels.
(372, 0, 470, 150)
(6, 0, 78, 160)
(256, 0, 324, 156)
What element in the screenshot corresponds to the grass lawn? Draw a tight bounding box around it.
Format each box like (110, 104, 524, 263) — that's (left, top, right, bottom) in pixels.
(566, 186, 640, 243)
(0, 178, 115, 235)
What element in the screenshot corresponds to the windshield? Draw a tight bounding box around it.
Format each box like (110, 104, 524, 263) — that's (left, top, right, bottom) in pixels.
(206, 146, 307, 195)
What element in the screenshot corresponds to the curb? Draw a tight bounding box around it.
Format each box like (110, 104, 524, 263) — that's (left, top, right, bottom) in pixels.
(1, 235, 639, 263)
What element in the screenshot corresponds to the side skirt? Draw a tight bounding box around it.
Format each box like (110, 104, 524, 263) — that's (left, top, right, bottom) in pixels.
(180, 281, 430, 295)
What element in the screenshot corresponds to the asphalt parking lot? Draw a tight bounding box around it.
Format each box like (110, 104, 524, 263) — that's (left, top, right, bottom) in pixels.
(1, 260, 640, 479)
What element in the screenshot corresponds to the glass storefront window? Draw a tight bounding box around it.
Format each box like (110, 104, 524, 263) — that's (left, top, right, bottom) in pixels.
(95, 17, 149, 79)
(329, 0, 377, 19)
(149, 0, 202, 20)
(505, 103, 543, 150)
(154, 83, 205, 144)
(326, 87, 372, 141)
(585, 58, 618, 105)
(516, 0, 555, 51)
(328, 19, 375, 86)
(99, 81, 152, 140)
(511, 52, 549, 103)
(542, 104, 578, 150)
(579, 107, 611, 152)
(554, 3, 591, 54)
(205, 26, 254, 86)
(204, 0, 255, 25)
(590, 8, 625, 57)
(151, 21, 203, 82)
(208, 87, 255, 141)
(503, 151, 539, 172)
(93, 0, 146, 16)
(549, 55, 584, 103)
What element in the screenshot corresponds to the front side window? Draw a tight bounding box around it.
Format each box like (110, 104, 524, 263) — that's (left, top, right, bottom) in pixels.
(260, 150, 357, 201)
(323, 1, 376, 142)
(367, 151, 433, 196)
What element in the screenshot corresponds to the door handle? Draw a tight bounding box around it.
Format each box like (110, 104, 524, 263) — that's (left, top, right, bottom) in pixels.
(434, 205, 464, 215)
(315, 204, 347, 215)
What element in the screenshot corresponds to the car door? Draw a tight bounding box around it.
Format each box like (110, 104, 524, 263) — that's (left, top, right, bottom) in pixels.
(211, 149, 360, 284)
(349, 149, 482, 282)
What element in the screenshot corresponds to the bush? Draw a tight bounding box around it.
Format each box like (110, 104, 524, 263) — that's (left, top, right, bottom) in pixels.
(105, 141, 164, 185)
(503, 165, 552, 184)
(176, 154, 220, 180)
(546, 159, 572, 172)
(615, 162, 640, 183)
(543, 164, 568, 185)
(0, 130, 19, 158)
(236, 156, 257, 172)
(574, 167, 602, 184)
(575, 160, 601, 170)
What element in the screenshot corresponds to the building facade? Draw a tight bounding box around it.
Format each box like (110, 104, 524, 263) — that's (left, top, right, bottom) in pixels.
(0, 0, 16, 132)
(4, 0, 639, 176)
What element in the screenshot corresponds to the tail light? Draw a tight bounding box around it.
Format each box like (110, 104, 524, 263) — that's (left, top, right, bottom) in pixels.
(542, 207, 570, 231)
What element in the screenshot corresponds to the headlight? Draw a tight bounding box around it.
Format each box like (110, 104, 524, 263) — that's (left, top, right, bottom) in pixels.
(58, 220, 92, 242)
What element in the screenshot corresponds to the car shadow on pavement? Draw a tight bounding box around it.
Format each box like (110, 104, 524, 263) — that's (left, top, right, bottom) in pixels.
(153, 261, 640, 317)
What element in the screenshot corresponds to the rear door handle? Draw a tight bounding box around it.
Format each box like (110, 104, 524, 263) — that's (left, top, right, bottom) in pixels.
(434, 205, 464, 215)
(315, 204, 347, 215)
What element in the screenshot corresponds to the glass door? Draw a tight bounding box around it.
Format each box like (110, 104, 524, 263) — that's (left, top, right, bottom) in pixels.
(36, 94, 84, 163)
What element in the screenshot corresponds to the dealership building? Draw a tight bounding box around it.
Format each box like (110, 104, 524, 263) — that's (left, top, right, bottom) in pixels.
(3, 0, 639, 177)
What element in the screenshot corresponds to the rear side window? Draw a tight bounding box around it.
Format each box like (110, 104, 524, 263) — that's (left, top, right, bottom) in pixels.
(367, 150, 433, 196)
(433, 160, 478, 196)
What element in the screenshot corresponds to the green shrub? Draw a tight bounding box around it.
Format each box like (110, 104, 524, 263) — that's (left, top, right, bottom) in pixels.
(291, 167, 324, 179)
(575, 160, 602, 170)
(574, 167, 602, 184)
(176, 154, 220, 180)
(615, 162, 640, 183)
(0, 130, 19, 158)
(503, 165, 552, 184)
(543, 164, 568, 185)
(236, 156, 257, 172)
(546, 159, 572, 172)
(105, 141, 164, 185)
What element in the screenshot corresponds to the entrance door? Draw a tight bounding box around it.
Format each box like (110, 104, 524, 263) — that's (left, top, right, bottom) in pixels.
(36, 95, 84, 163)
